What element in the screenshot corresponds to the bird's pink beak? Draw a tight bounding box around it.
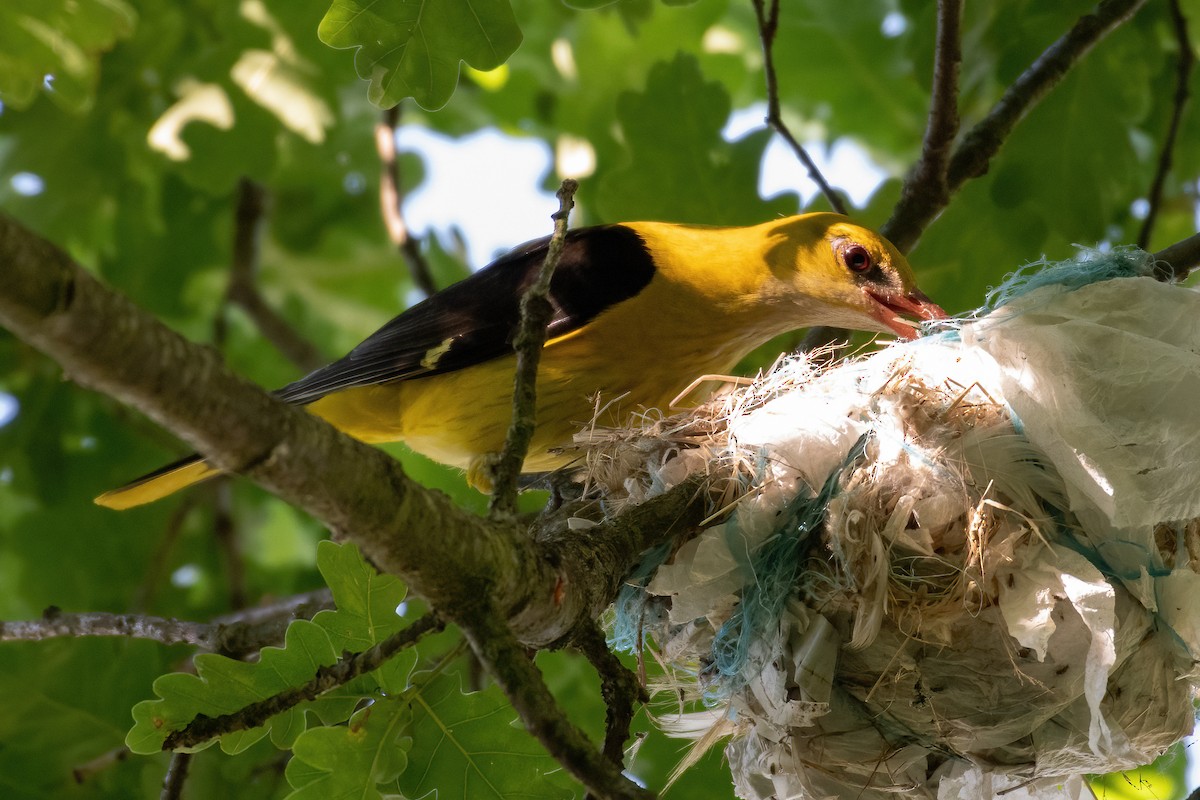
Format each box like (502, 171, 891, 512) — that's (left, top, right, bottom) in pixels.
(864, 287, 947, 340)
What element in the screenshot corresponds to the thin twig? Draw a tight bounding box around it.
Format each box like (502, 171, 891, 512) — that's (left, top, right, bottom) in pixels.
(1, 607, 214, 645)
(882, 0, 964, 250)
(572, 621, 647, 770)
(210, 589, 335, 658)
(160, 752, 192, 800)
(377, 105, 438, 296)
(488, 179, 579, 519)
(163, 613, 443, 750)
(1138, 0, 1193, 249)
(751, 0, 848, 215)
(1153, 231, 1200, 281)
(0, 591, 335, 657)
(223, 178, 323, 372)
(460, 605, 652, 800)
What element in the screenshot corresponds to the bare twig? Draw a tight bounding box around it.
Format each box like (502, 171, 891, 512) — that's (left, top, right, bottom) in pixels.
(882, 0, 964, 250)
(572, 621, 647, 770)
(223, 178, 323, 372)
(1138, 0, 1193, 249)
(377, 105, 438, 296)
(460, 605, 652, 800)
(1, 607, 214, 646)
(948, 0, 1145, 191)
(882, 0, 1145, 251)
(0, 591, 335, 657)
(751, 0, 848, 215)
(210, 589, 335, 658)
(488, 179, 579, 520)
(160, 752, 191, 800)
(209, 588, 334, 627)
(163, 612, 443, 750)
(1153, 231, 1200, 281)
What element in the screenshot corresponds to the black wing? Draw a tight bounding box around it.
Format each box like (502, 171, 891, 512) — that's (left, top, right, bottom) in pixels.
(274, 224, 655, 405)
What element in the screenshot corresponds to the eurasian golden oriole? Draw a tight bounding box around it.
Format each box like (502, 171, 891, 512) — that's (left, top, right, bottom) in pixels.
(96, 212, 945, 509)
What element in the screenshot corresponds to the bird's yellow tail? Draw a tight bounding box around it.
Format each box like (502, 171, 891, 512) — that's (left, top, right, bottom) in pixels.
(94, 455, 220, 510)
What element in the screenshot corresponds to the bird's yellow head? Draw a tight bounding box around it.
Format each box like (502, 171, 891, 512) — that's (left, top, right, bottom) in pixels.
(763, 213, 946, 339)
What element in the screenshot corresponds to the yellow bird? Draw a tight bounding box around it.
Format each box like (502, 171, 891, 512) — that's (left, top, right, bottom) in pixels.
(96, 212, 945, 509)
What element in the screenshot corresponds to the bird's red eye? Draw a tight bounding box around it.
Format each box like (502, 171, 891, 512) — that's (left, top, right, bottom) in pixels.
(841, 243, 873, 273)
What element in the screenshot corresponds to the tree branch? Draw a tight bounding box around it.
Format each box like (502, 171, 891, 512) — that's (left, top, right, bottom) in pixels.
(377, 105, 438, 296)
(461, 604, 652, 800)
(1138, 0, 1193, 249)
(1153, 231, 1200, 281)
(210, 589, 336, 657)
(751, 0, 848, 215)
(160, 752, 191, 800)
(1, 607, 214, 646)
(0, 591, 334, 657)
(0, 206, 710, 643)
(223, 178, 324, 373)
(882, 0, 964, 251)
(0, 210, 732, 797)
(572, 621, 646, 769)
(883, 0, 1145, 251)
(947, 0, 1145, 191)
(163, 612, 443, 750)
(489, 179, 579, 519)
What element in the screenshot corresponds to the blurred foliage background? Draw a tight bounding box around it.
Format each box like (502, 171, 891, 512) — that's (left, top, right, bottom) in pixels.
(0, 0, 1197, 797)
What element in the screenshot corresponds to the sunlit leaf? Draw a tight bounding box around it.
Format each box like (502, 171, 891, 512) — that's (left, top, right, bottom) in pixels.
(0, 0, 136, 111)
(318, 0, 523, 110)
(596, 52, 798, 223)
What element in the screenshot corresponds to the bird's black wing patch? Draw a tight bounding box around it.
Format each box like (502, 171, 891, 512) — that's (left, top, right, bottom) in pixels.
(274, 224, 655, 405)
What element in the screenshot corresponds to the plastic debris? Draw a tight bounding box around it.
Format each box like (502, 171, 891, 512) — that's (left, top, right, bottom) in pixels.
(584, 251, 1199, 800)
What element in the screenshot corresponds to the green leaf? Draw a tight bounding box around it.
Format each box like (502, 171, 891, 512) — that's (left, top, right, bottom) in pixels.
(0, 0, 136, 111)
(313, 540, 409, 670)
(127, 543, 410, 754)
(398, 671, 576, 800)
(318, 0, 523, 110)
(285, 700, 412, 800)
(126, 619, 340, 755)
(596, 52, 798, 224)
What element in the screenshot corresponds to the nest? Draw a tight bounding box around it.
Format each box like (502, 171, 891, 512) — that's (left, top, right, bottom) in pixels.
(582, 255, 1200, 800)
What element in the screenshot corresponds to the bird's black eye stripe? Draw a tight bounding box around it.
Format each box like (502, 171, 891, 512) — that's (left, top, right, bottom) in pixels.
(839, 242, 873, 273)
